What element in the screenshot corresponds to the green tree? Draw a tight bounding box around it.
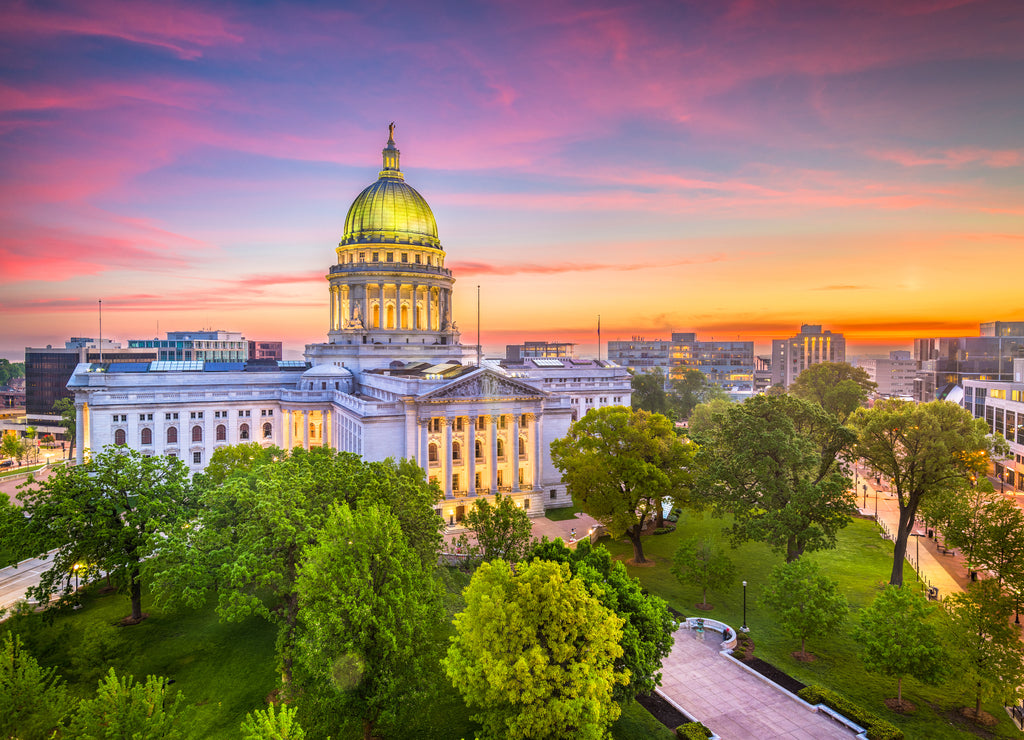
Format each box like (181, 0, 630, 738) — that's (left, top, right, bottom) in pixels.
(24, 426, 36, 441)
(453, 491, 535, 565)
(667, 369, 728, 420)
(945, 580, 1024, 719)
(294, 503, 443, 740)
(685, 398, 731, 441)
(241, 704, 305, 740)
(550, 406, 696, 563)
(0, 359, 26, 385)
(672, 537, 737, 610)
(52, 398, 76, 455)
(854, 585, 947, 710)
(968, 497, 1024, 587)
(0, 633, 75, 740)
(70, 668, 186, 739)
(696, 394, 856, 562)
(149, 448, 441, 687)
(1, 433, 26, 463)
(193, 441, 286, 490)
(16, 446, 195, 621)
(444, 559, 627, 739)
(851, 399, 992, 585)
(789, 362, 876, 422)
(630, 368, 668, 415)
(527, 538, 675, 701)
(759, 558, 847, 659)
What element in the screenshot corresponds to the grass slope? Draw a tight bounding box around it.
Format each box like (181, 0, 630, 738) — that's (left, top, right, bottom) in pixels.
(2, 566, 669, 739)
(601, 512, 1020, 740)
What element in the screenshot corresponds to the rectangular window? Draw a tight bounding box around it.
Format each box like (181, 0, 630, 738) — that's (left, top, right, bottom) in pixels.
(387, 252, 394, 262)
(455, 417, 464, 432)
(359, 252, 365, 261)
(452, 474, 460, 491)
(415, 254, 421, 264)
(550, 489, 557, 499)
(140, 414, 146, 421)
(401, 253, 408, 262)
(522, 497, 529, 510)
(193, 451, 202, 464)
(372, 252, 379, 262)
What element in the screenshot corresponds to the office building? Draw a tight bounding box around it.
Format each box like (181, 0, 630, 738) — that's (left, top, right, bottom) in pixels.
(770, 325, 846, 388)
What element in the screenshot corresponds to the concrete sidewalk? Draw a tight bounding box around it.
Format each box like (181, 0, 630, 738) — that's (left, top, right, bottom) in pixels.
(0, 551, 59, 612)
(853, 466, 971, 599)
(658, 626, 855, 739)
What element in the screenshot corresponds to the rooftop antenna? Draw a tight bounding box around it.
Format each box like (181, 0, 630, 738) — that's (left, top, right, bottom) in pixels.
(476, 285, 482, 366)
(597, 314, 601, 361)
(98, 299, 103, 363)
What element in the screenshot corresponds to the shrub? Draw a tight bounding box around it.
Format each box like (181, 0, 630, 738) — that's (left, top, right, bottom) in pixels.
(798, 685, 903, 740)
(653, 526, 675, 536)
(676, 721, 713, 739)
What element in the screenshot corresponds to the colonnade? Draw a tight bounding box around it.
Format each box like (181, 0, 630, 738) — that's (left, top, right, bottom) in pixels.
(416, 411, 543, 499)
(280, 408, 332, 451)
(328, 282, 451, 332)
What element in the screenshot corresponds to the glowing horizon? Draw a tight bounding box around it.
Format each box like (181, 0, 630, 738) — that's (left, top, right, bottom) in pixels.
(2, 1, 1022, 362)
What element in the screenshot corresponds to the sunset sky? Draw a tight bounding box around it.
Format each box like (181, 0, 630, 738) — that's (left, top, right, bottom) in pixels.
(2, 0, 1022, 361)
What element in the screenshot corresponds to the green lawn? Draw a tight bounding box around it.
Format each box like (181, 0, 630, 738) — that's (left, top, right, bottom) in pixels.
(544, 504, 582, 521)
(2, 566, 672, 739)
(601, 512, 1021, 740)
(0, 463, 45, 478)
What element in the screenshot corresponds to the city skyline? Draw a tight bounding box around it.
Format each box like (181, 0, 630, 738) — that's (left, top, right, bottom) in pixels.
(2, 0, 1023, 361)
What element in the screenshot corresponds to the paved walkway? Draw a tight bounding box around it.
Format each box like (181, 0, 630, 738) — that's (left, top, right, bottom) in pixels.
(658, 626, 855, 739)
(852, 465, 971, 599)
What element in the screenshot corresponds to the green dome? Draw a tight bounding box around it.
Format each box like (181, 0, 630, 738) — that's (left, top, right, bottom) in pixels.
(340, 130, 441, 249)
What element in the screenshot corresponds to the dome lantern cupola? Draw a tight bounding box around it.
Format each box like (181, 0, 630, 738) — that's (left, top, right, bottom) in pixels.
(380, 121, 402, 179)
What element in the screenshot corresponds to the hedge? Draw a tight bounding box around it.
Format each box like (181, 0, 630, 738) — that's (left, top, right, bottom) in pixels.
(675, 721, 713, 739)
(798, 685, 903, 740)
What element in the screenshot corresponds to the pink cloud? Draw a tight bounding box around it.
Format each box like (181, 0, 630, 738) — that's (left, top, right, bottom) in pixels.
(3, 0, 244, 60)
(870, 147, 1024, 168)
(449, 253, 733, 277)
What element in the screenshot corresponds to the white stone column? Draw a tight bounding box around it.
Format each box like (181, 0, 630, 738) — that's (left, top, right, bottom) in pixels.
(535, 413, 545, 487)
(443, 417, 453, 498)
(378, 283, 385, 328)
(302, 410, 310, 450)
(362, 283, 370, 330)
(75, 401, 85, 464)
(468, 415, 477, 495)
(412, 284, 419, 329)
(329, 286, 336, 330)
(512, 411, 521, 492)
(426, 287, 433, 331)
(419, 417, 429, 471)
(489, 414, 499, 491)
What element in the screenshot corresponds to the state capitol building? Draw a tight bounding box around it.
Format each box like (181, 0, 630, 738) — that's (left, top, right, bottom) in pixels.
(68, 129, 631, 522)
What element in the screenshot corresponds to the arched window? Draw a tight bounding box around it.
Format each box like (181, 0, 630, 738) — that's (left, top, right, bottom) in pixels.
(263, 422, 272, 439)
(452, 442, 461, 461)
(428, 443, 438, 463)
(519, 436, 526, 457)
(216, 424, 227, 441)
(114, 429, 126, 445)
(239, 423, 249, 440)
(167, 426, 178, 444)
(191, 425, 203, 443)
(475, 439, 483, 459)
(497, 438, 505, 458)
(141, 428, 152, 445)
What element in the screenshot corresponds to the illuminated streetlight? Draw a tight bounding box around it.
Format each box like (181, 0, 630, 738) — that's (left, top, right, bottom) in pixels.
(741, 580, 749, 633)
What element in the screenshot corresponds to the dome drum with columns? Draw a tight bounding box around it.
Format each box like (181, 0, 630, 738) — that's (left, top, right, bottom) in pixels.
(324, 128, 461, 356)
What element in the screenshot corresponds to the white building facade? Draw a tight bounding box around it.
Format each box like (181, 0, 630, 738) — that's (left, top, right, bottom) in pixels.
(69, 130, 630, 519)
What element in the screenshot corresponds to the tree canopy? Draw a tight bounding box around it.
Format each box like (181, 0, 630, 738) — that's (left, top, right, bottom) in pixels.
(453, 491, 535, 565)
(550, 406, 695, 563)
(695, 394, 856, 561)
(667, 369, 729, 420)
(0, 359, 25, 386)
(759, 558, 847, 659)
(0, 633, 74, 740)
(854, 585, 947, 709)
(850, 399, 991, 585)
(789, 362, 876, 421)
(294, 503, 443, 740)
(527, 538, 676, 701)
(149, 446, 442, 686)
(16, 446, 196, 622)
(70, 668, 187, 739)
(630, 369, 669, 415)
(671, 537, 736, 610)
(945, 580, 1024, 719)
(444, 559, 627, 739)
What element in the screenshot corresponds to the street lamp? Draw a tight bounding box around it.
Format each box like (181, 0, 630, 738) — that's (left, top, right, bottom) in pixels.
(741, 580, 749, 633)
(910, 532, 925, 572)
(862, 483, 867, 509)
(872, 485, 878, 520)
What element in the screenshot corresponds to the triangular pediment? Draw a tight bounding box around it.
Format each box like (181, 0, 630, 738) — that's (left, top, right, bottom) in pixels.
(418, 369, 546, 403)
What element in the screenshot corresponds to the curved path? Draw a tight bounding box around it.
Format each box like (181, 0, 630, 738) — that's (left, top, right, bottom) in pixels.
(657, 626, 856, 739)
